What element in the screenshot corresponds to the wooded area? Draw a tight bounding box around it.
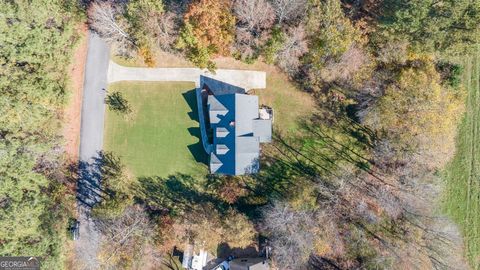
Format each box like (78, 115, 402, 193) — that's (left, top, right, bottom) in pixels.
(1, 0, 480, 269)
(0, 0, 83, 268)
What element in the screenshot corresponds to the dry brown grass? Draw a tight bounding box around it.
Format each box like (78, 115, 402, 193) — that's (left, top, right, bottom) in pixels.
(63, 24, 88, 162)
(112, 50, 192, 68)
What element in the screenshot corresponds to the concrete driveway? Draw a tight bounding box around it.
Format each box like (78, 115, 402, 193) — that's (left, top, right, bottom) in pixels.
(75, 32, 109, 270)
(107, 60, 266, 90)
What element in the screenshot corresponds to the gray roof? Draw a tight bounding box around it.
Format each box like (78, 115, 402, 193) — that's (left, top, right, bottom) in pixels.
(207, 93, 272, 175)
(229, 258, 269, 270)
(253, 119, 272, 143)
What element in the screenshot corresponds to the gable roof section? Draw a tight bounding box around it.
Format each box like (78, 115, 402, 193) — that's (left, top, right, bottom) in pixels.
(216, 127, 229, 138)
(207, 95, 228, 124)
(229, 258, 269, 270)
(208, 94, 236, 174)
(216, 144, 230, 155)
(210, 153, 223, 174)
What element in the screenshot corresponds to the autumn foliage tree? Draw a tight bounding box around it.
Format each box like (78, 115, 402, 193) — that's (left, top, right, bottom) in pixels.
(172, 204, 256, 252)
(304, 0, 363, 88)
(359, 55, 465, 169)
(177, 0, 235, 69)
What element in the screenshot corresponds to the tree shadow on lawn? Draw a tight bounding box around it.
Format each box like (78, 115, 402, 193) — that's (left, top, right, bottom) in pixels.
(136, 173, 229, 216)
(182, 89, 208, 165)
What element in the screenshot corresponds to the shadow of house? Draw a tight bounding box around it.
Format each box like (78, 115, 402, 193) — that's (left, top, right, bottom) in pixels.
(200, 76, 246, 96)
(216, 243, 259, 259)
(182, 89, 208, 165)
(187, 127, 208, 164)
(183, 89, 199, 121)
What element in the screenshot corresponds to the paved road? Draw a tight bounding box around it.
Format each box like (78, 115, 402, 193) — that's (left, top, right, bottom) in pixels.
(75, 32, 109, 270)
(108, 60, 266, 90)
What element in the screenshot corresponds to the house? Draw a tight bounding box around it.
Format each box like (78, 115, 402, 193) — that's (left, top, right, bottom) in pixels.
(210, 258, 269, 270)
(201, 77, 272, 175)
(181, 241, 270, 270)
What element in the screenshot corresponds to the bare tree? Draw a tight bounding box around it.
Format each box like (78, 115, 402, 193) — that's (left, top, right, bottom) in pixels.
(150, 11, 179, 52)
(321, 45, 372, 84)
(96, 205, 154, 270)
(88, 1, 133, 54)
(261, 201, 326, 269)
(234, 0, 275, 31)
(233, 0, 275, 60)
(276, 25, 308, 75)
(376, 40, 408, 65)
(271, 0, 307, 25)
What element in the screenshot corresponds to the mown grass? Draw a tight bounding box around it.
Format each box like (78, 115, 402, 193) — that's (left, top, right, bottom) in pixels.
(104, 81, 208, 178)
(443, 47, 480, 269)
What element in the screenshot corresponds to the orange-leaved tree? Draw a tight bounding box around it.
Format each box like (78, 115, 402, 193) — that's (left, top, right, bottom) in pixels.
(178, 0, 235, 69)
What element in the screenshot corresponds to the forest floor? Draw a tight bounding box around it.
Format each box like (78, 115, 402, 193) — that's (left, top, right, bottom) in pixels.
(443, 46, 480, 269)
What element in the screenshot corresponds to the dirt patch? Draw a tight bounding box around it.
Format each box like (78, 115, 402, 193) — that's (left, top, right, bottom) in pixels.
(63, 24, 88, 162)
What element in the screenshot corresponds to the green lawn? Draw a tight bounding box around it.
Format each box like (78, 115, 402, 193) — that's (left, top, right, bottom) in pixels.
(443, 46, 480, 269)
(104, 81, 207, 178)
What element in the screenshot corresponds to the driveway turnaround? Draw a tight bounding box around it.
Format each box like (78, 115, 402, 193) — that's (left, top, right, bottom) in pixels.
(107, 60, 266, 90)
(76, 32, 109, 270)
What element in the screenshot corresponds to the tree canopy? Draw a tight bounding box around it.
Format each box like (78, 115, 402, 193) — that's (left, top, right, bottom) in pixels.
(379, 0, 480, 55)
(0, 0, 81, 268)
(177, 0, 235, 69)
(362, 55, 465, 169)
